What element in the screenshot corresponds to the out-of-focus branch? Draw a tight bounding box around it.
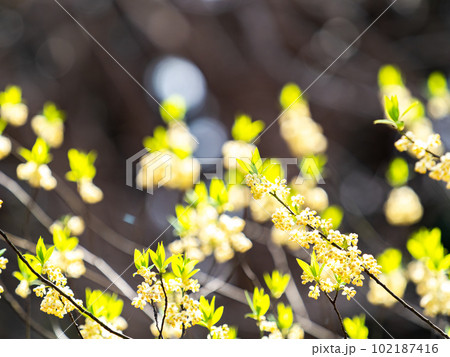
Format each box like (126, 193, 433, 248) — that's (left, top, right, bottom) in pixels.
(0, 284, 56, 339)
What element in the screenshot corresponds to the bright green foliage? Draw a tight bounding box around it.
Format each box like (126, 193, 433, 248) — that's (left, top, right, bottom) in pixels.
(42, 102, 65, 123)
(149, 242, 175, 273)
(245, 287, 271, 321)
(13, 255, 39, 284)
(231, 114, 265, 143)
(297, 251, 324, 281)
(301, 154, 327, 176)
(0, 119, 7, 134)
(170, 204, 196, 236)
(377, 248, 402, 274)
(224, 168, 245, 186)
(66, 149, 97, 182)
(428, 72, 448, 97)
(279, 83, 305, 110)
(143, 125, 191, 159)
(134, 248, 150, 270)
(19, 137, 52, 165)
(209, 178, 229, 209)
(237, 148, 282, 183)
(343, 315, 369, 339)
(237, 147, 263, 175)
(277, 302, 294, 330)
(0, 85, 23, 105)
(374, 95, 418, 131)
(321, 205, 344, 230)
(198, 296, 224, 330)
(407, 227, 450, 271)
(185, 181, 209, 206)
(171, 255, 199, 283)
(263, 270, 290, 299)
(52, 227, 79, 252)
(378, 65, 403, 87)
(35, 237, 55, 267)
(85, 288, 124, 322)
(0, 248, 5, 257)
(386, 157, 409, 187)
(261, 158, 284, 183)
(143, 126, 169, 152)
(159, 95, 187, 123)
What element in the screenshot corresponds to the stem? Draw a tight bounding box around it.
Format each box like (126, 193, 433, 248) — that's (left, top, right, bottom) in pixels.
(60, 296, 84, 339)
(158, 273, 168, 339)
(151, 300, 161, 336)
(325, 292, 348, 339)
(0, 228, 130, 339)
(269, 192, 450, 339)
(400, 131, 441, 159)
(365, 270, 449, 339)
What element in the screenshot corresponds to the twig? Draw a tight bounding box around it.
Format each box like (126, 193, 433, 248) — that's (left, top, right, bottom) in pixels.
(158, 273, 168, 339)
(325, 292, 348, 339)
(0, 228, 131, 339)
(61, 297, 84, 339)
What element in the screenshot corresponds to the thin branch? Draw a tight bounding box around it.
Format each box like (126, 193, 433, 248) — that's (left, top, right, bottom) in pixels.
(61, 297, 84, 339)
(0, 228, 131, 339)
(0, 284, 56, 338)
(158, 273, 168, 339)
(325, 292, 348, 339)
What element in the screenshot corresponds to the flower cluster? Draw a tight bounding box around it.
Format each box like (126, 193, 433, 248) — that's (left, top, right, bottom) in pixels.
(31, 102, 65, 148)
(278, 83, 327, 157)
(17, 137, 57, 190)
(169, 180, 252, 263)
(0, 86, 28, 127)
(138, 98, 200, 192)
(408, 261, 450, 317)
(80, 289, 128, 339)
(406, 228, 450, 317)
(245, 171, 380, 301)
(33, 264, 83, 318)
(395, 132, 450, 188)
(0, 254, 8, 297)
(66, 149, 103, 204)
(384, 186, 423, 226)
(48, 227, 85, 279)
(132, 244, 203, 338)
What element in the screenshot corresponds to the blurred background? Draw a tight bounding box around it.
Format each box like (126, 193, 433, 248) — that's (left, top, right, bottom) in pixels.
(1, 0, 450, 339)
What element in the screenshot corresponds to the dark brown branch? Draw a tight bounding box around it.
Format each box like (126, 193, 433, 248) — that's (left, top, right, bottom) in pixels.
(325, 292, 348, 339)
(0, 228, 131, 339)
(158, 273, 168, 339)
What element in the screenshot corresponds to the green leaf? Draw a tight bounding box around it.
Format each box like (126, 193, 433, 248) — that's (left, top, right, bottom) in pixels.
(428, 72, 448, 97)
(277, 303, 293, 330)
(212, 306, 224, 326)
(296, 259, 312, 277)
(159, 95, 187, 123)
(321, 205, 344, 230)
(35, 237, 46, 265)
(343, 315, 369, 339)
(0, 248, 5, 257)
(231, 114, 265, 143)
(279, 83, 304, 110)
(386, 157, 409, 187)
(378, 65, 403, 87)
(377, 248, 402, 274)
(373, 119, 397, 128)
(385, 95, 400, 122)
